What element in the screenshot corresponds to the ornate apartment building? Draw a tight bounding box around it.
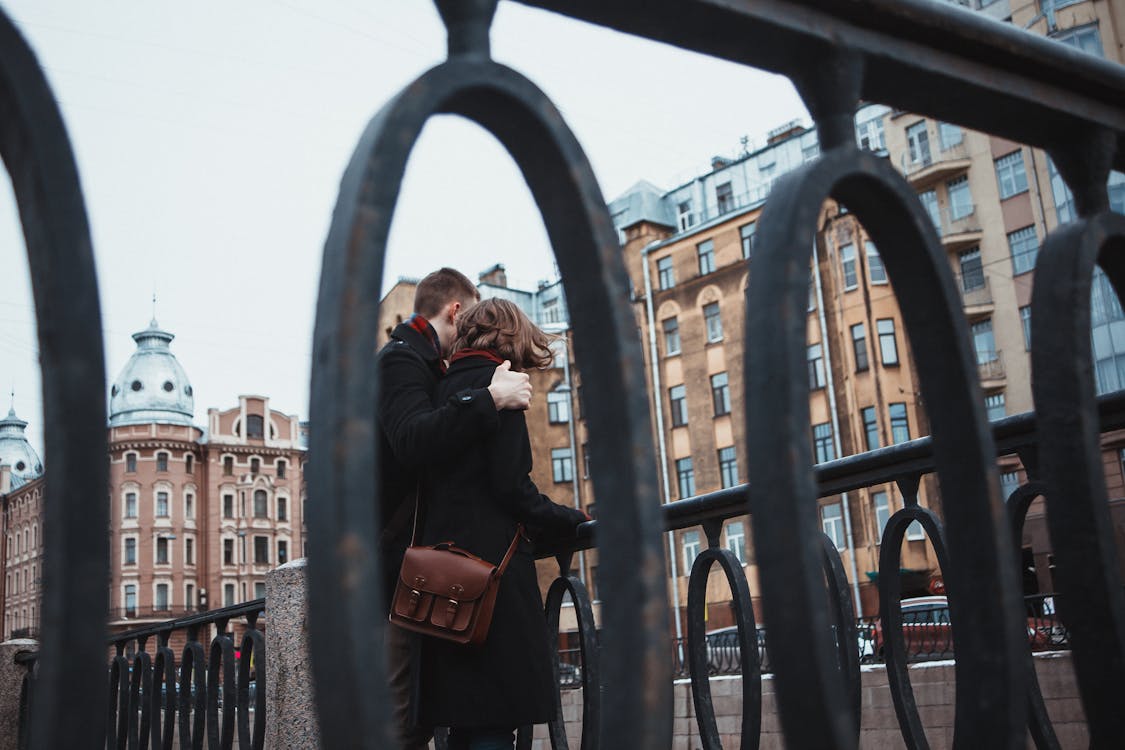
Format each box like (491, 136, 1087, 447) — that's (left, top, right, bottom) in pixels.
(0, 319, 308, 639)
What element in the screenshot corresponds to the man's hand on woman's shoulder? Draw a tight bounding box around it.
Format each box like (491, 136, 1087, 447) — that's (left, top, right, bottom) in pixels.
(488, 360, 532, 411)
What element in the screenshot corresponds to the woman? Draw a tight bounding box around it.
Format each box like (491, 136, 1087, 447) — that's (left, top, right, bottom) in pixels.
(416, 298, 588, 750)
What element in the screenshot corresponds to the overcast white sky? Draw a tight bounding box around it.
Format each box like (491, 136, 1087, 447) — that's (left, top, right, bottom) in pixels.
(0, 0, 807, 454)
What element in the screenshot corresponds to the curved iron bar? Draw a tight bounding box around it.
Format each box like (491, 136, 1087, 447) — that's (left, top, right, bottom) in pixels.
(818, 533, 860, 738)
(127, 649, 152, 750)
(178, 641, 206, 750)
(1031, 208, 1125, 748)
(877, 504, 952, 750)
(0, 9, 109, 749)
(747, 142, 1025, 748)
(543, 571, 600, 750)
(1004, 481, 1062, 750)
(237, 629, 266, 750)
(308, 9, 662, 747)
(151, 641, 176, 750)
(111, 653, 130, 750)
(206, 634, 236, 750)
(685, 542, 761, 750)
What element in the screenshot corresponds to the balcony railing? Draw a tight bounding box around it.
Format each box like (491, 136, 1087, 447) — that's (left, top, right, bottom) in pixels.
(957, 273, 993, 308)
(900, 138, 972, 184)
(977, 349, 1007, 382)
(108, 605, 201, 622)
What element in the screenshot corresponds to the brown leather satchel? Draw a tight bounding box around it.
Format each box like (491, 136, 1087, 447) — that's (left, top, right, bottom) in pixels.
(389, 493, 522, 646)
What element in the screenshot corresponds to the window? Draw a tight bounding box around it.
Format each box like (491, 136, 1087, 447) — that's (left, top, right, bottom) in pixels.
(919, 189, 941, 231)
(938, 122, 962, 150)
(959, 247, 984, 291)
(277, 459, 287, 478)
(852, 324, 869, 372)
(889, 403, 910, 444)
(156, 537, 169, 565)
(676, 457, 695, 499)
(716, 182, 734, 214)
(247, 414, 264, 439)
(124, 492, 137, 519)
(185, 584, 194, 611)
(711, 372, 731, 416)
(125, 453, 137, 473)
(677, 200, 694, 231)
(874, 491, 890, 541)
(254, 536, 270, 564)
(703, 302, 723, 342)
(971, 319, 997, 364)
(223, 456, 233, 476)
(185, 454, 193, 474)
(657, 256, 675, 290)
(1008, 226, 1039, 275)
(866, 242, 887, 284)
(697, 240, 716, 275)
(682, 530, 701, 571)
(1052, 23, 1104, 57)
(156, 491, 169, 518)
(156, 452, 168, 472)
(1020, 306, 1032, 350)
(1000, 470, 1021, 500)
(669, 385, 689, 427)
(906, 121, 931, 166)
(662, 317, 681, 356)
(185, 537, 194, 566)
(812, 423, 836, 463)
(980, 390, 1007, 421)
(995, 151, 1028, 199)
(877, 319, 899, 365)
(821, 503, 845, 549)
(125, 585, 137, 617)
(185, 493, 194, 519)
(740, 222, 757, 259)
(862, 407, 880, 451)
(718, 447, 739, 489)
(278, 540, 289, 564)
(547, 390, 570, 424)
(906, 521, 926, 541)
(541, 298, 561, 325)
(278, 497, 288, 522)
(947, 176, 973, 220)
(223, 539, 234, 565)
(840, 244, 858, 290)
(855, 111, 885, 152)
(725, 520, 746, 564)
(551, 448, 573, 483)
(155, 584, 169, 611)
(224, 584, 235, 607)
(582, 443, 591, 479)
(124, 537, 136, 565)
(251, 457, 261, 474)
(808, 344, 826, 390)
(223, 494, 234, 519)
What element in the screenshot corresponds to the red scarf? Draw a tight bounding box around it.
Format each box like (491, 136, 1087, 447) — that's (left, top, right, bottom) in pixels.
(449, 348, 505, 365)
(407, 313, 446, 373)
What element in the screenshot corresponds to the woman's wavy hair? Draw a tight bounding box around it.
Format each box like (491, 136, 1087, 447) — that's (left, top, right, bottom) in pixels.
(452, 298, 554, 371)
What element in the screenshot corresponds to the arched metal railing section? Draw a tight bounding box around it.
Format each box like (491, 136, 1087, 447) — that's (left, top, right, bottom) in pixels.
(0, 8, 109, 749)
(307, 1, 663, 746)
(684, 519, 761, 750)
(818, 533, 860, 735)
(100, 601, 265, 750)
(1004, 479, 1063, 750)
(747, 54, 1026, 748)
(875, 476, 953, 750)
(543, 549, 600, 750)
(1030, 127, 1125, 746)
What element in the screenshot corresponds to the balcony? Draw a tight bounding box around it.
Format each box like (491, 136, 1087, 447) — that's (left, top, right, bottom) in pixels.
(927, 204, 983, 251)
(900, 139, 972, 188)
(956, 274, 993, 316)
(977, 350, 1006, 387)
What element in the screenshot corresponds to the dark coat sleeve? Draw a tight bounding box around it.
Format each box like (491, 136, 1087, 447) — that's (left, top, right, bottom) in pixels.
(378, 345, 499, 469)
(488, 409, 587, 534)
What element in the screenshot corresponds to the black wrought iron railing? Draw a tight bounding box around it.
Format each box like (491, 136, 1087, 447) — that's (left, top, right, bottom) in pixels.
(6, 0, 1125, 748)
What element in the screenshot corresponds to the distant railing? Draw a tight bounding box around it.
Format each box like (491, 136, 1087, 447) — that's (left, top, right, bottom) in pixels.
(957, 273, 993, 307)
(108, 605, 200, 622)
(978, 350, 1007, 381)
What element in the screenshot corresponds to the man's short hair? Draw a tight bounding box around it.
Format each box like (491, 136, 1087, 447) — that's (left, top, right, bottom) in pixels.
(413, 268, 479, 318)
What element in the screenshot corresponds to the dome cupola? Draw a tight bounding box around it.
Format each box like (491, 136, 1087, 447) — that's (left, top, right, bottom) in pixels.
(0, 407, 44, 488)
(108, 319, 195, 427)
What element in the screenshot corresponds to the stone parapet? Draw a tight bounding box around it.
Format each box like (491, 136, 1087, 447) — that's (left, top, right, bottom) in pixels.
(266, 558, 319, 749)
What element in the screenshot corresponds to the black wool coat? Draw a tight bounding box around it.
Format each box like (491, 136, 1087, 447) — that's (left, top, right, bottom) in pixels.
(375, 321, 498, 612)
(416, 355, 587, 729)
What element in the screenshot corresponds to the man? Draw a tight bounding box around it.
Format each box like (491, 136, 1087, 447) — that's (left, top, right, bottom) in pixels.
(377, 267, 531, 749)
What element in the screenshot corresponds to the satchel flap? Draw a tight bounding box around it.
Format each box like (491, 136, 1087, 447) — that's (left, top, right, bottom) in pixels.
(398, 545, 495, 600)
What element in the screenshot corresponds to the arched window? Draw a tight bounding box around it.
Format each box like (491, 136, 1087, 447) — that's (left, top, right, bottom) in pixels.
(30, 525, 36, 549)
(254, 490, 268, 518)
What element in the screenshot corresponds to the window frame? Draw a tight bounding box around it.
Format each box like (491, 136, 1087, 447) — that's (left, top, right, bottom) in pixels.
(711, 372, 731, 416)
(657, 256, 676, 290)
(662, 316, 681, 356)
(551, 447, 574, 483)
(877, 318, 899, 366)
(840, 243, 858, 291)
(669, 384, 689, 427)
(697, 239, 716, 276)
(703, 302, 724, 343)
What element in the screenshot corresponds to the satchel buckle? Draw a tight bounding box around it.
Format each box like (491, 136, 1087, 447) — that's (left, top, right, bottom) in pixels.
(446, 598, 459, 621)
(407, 589, 421, 614)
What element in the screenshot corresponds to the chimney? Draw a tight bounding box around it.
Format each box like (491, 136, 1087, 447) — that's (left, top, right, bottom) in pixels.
(711, 155, 732, 171)
(479, 263, 508, 288)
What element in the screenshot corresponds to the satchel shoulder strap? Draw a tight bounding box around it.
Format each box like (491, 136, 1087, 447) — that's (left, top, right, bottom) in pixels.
(410, 483, 524, 571)
(494, 524, 524, 576)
